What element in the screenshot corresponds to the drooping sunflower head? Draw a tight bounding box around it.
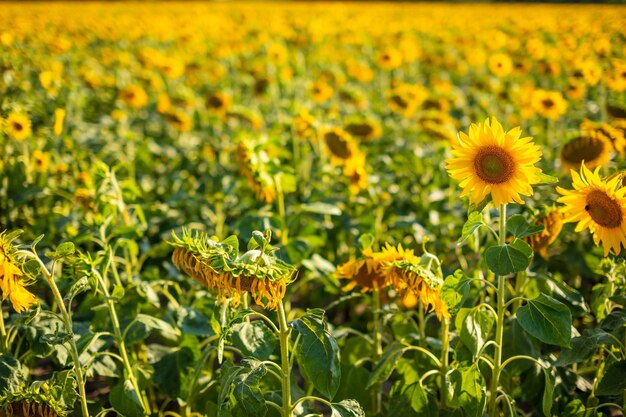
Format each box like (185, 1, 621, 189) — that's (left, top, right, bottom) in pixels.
(0, 230, 38, 313)
(4, 112, 32, 141)
(557, 164, 626, 256)
(527, 208, 564, 260)
(170, 229, 295, 310)
(560, 133, 613, 172)
(445, 117, 543, 206)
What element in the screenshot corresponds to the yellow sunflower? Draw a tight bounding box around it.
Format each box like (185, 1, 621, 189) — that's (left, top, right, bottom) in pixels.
(4, 112, 32, 141)
(119, 85, 148, 109)
(557, 164, 626, 256)
(53, 108, 65, 136)
(446, 117, 543, 206)
(0, 232, 37, 313)
(531, 89, 568, 120)
(488, 53, 513, 77)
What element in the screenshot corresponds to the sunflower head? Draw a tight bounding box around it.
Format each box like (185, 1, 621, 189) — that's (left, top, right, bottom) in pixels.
(527, 208, 564, 260)
(560, 133, 613, 172)
(581, 119, 626, 154)
(0, 230, 38, 313)
(344, 117, 382, 142)
(557, 164, 626, 256)
(4, 112, 32, 141)
(531, 89, 568, 120)
(119, 85, 148, 109)
(170, 229, 295, 310)
(446, 117, 543, 206)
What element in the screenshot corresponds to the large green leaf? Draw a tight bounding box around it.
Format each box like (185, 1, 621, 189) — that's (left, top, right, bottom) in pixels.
(517, 294, 572, 347)
(49, 370, 78, 410)
(388, 382, 437, 417)
(124, 314, 180, 345)
(153, 346, 196, 398)
(506, 214, 544, 239)
(455, 308, 494, 356)
(449, 365, 486, 417)
(109, 380, 146, 417)
(231, 321, 277, 360)
(596, 360, 626, 396)
(485, 238, 533, 275)
(290, 309, 341, 399)
(556, 329, 614, 367)
(330, 399, 366, 417)
(0, 354, 23, 392)
(231, 365, 268, 417)
(367, 341, 407, 389)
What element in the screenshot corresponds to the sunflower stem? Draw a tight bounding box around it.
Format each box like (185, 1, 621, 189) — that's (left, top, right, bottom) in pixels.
(371, 288, 383, 415)
(417, 301, 426, 348)
(277, 301, 292, 417)
(440, 316, 450, 409)
(489, 204, 507, 417)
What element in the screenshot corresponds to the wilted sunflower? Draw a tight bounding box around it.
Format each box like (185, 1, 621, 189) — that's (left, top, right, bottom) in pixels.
(170, 230, 295, 310)
(560, 133, 612, 172)
(0, 231, 37, 313)
(4, 112, 32, 141)
(446, 117, 543, 206)
(527, 208, 564, 259)
(557, 164, 626, 256)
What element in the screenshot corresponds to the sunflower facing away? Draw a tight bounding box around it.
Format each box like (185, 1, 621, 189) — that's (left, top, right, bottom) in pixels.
(557, 164, 626, 256)
(528, 208, 564, 259)
(446, 117, 543, 206)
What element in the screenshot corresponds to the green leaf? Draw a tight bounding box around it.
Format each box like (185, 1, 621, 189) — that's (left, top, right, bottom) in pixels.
(231, 365, 268, 417)
(65, 276, 90, 305)
(440, 270, 471, 315)
(388, 382, 437, 416)
(109, 380, 146, 417)
(458, 211, 485, 244)
(517, 294, 572, 347)
(112, 284, 125, 300)
(177, 307, 216, 337)
(331, 399, 366, 417)
(455, 308, 494, 355)
(367, 341, 407, 389)
(358, 233, 375, 251)
(596, 360, 626, 396)
(537, 173, 559, 185)
(301, 202, 342, 216)
(153, 347, 195, 398)
(556, 329, 613, 366)
(542, 367, 555, 417)
(46, 242, 76, 260)
(49, 369, 78, 409)
(507, 214, 544, 239)
(290, 309, 341, 399)
(124, 314, 180, 344)
(0, 354, 23, 392)
(231, 321, 277, 360)
(485, 238, 533, 275)
(449, 365, 486, 417)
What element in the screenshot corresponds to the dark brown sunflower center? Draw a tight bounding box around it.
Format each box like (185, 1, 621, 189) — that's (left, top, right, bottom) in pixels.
(541, 98, 555, 109)
(585, 190, 622, 228)
(346, 123, 374, 137)
(390, 94, 409, 109)
(12, 121, 23, 131)
(207, 95, 224, 108)
(324, 132, 352, 159)
(474, 146, 515, 184)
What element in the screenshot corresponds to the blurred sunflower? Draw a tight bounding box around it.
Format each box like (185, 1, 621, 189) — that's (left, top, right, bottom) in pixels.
(560, 133, 612, 172)
(446, 117, 543, 206)
(0, 231, 37, 313)
(31, 150, 51, 173)
(321, 127, 359, 165)
(488, 53, 513, 77)
(236, 139, 277, 203)
(376, 47, 402, 70)
(557, 164, 626, 256)
(206, 91, 231, 115)
(527, 208, 564, 259)
(344, 117, 382, 142)
(119, 85, 148, 109)
(162, 110, 192, 133)
(4, 112, 32, 141)
(580, 119, 626, 153)
(292, 108, 317, 140)
(53, 108, 65, 136)
(531, 89, 568, 120)
(310, 81, 334, 104)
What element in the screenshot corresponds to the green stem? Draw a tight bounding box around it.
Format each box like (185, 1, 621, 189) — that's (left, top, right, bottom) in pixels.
(0, 301, 7, 353)
(488, 204, 507, 417)
(42, 261, 90, 417)
(95, 264, 148, 414)
(186, 336, 219, 417)
(277, 301, 292, 417)
(513, 271, 526, 314)
(371, 289, 383, 415)
(275, 174, 288, 246)
(417, 301, 426, 348)
(440, 317, 450, 409)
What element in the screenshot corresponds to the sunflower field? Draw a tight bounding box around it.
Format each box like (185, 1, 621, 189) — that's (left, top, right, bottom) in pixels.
(1, 2, 626, 417)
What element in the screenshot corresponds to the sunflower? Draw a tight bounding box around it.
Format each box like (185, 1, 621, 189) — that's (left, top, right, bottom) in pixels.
(310, 81, 333, 104)
(376, 47, 403, 70)
(31, 150, 51, 173)
(293, 108, 317, 140)
(342, 150, 368, 195)
(170, 230, 294, 310)
(119, 85, 148, 109)
(445, 117, 543, 206)
(557, 164, 626, 256)
(344, 118, 382, 142)
(321, 127, 359, 165)
(531, 89, 568, 120)
(4, 112, 32, 141)
(206, 91, 231, 115)
(236, 139, 277, 203)
(527, 208, 564, 259)
(162, 109, 192, 133)
(488, 53, 513, 77)
(580, 119, 626, 154)
(560, 133, 612, 172)
(0, 231, 37, 313)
